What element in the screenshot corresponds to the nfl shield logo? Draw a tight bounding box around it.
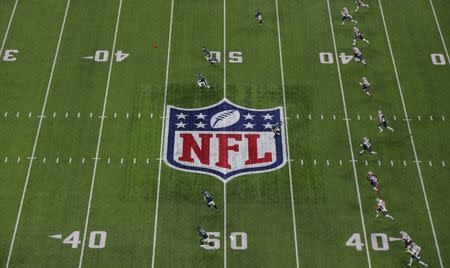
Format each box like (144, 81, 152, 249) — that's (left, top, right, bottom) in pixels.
(163, 99, 287, 182)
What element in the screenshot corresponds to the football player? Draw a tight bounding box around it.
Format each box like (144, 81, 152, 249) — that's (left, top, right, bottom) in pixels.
(375, 198, 394, 220)
(366, 171, 380, 194)
(272, 121, 282, 138)
(400, 231, 413, 248)
(360, 137, 377, 154)
(341, 7, 357, 25)
(202, 47, 218, 64)
(354, 0, 369, 12)
(406, 243, 429, 267)
(377, 110, 394, 132)
(359, 76, 371, 97)
(255, 9, 263, 25)
(203, 190, 219, 212)
(353, 26, 370, 45)
(353, 47, 367, 65)
(196, 73, 211, 89)
(197, 226, 214, 248)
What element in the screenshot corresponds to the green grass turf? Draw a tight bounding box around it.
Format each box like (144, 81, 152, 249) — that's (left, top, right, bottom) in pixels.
(0, 0, 449, 267)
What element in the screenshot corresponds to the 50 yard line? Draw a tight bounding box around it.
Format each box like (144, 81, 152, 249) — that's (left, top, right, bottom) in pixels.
(325, 0, 372, 267)
(78, 0, 123, 267)
(0, 0, 19, 56)
(5, 0, 72, 266)
(377, 1, 444, 266)
(274, 0, 300, 267)
(150, 0, 175, 266)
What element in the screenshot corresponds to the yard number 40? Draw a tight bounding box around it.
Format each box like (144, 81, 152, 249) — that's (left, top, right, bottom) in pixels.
(63, 231, 107, 249)
(346, 233, 391, 251)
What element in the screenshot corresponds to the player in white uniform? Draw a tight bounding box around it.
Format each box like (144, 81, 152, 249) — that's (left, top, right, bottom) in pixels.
(341, 7, 357, 25)
(400, 231, 413, 248)
(366, 171, 380, 194)
(406, 243, 428, 267)
(360, 137, 377, 154)
(353, 47, 367, 65)
(196, 73, 211, 89)
(354, 0, 369, 12)
(255, 9, 263, 25)
(375, 198, 394, 220)
(359, 76, 371, 97)
(353, 26, 370, 45)
(272, 121, 282, 138)
(377, 110, 394, 132)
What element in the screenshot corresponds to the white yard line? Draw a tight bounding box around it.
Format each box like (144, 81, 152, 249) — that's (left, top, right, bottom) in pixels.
(377, 1, 444, 266)
(274, 0, 299, 267)
(4, 0, 71, 267)
(223, 0, 227, 266)
(425, 0, 449, 63)
(150, 0, 175, 266)
(325, 1, 372, 267)
(77, 0, 123, 267)
(0, 0, 19, 56)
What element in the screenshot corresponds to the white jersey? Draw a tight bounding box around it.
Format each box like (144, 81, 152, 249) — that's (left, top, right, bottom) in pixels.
(362, 78, 369, 86)
(363, 138, 371, 147)
(408, 244, 421, 257)
(402, 233, 412, 244)
(368, 175, 378, 184)
(378, 112, 386, 123)
(342, 8, 350, 16)
(377, 199, 387, 212)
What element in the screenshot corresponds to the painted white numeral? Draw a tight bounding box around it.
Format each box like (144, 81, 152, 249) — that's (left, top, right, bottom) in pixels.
(431, 53, 446, 65)
(370, 233, 389, 251)
(3, 49, 18, 61)
(63, 231, 81, 248)
(230, 232, 248, 250)
(210, 51, 221, 63)
(339, 53, 353, 64)
(345, 233, 363, 251)
(88, 231, 107, 249)
(204, 232, 221, 250)
(229, 51, 243, 63)
(115, 50, 129, 62)
(94, 50, 109, 62)
(319, 52, 334, 64)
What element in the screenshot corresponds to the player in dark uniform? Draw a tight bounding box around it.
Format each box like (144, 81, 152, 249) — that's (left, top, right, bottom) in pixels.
(341, 7, 357, 25)
(400, 231, 413, 248)
(196, 73, 211, 89)
(271, 121, 282, 138)
(202, 47, 218, 64)
(406, 243, 429, 267)
(197, 226, 214, 247)
(353, 47, 367, 65)
(359, 76, 371, 97)
(353, 26, 370, 45)
(255, 9, 263, 25)
(354, 0, 369, 12)
(366, 171, 380, 194)
(360, 137, 377, 154)
(203, 190, 219, 212)
(377, 110, 394, 132)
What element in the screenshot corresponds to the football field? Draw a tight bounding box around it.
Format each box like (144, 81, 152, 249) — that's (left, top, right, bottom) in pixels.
(0, 0, 449, 267)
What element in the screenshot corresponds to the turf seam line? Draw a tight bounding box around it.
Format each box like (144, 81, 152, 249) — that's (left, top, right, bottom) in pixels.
(377, 1, 444, 266)
(4, 0, 71, 266)
(77, 0, 123, 266)
(274, 0, 300, 266)
(325, 0, 372, 267)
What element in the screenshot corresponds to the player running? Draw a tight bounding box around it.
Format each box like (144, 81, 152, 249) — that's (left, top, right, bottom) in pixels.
(271, 121, 282, 138)
(197, 226, 215, 248)
(400, 231, 413, 248)
(202, 47, 218, 64)
(353, 26, 370, 45)
(341, 7, 357, 25)
(202, 190, 219, 212)
(375, 198, 394, 220)
(366, 171, 380, 194)
(354, 0, 369, 12)
(377, 110, 394, 132)
(406, 243, 429, 267)
(360, 137, 377, 155)
(359, 76, 371, 97)
(196, 73, 211, 89)
(255, 9, 263, 25)
(353, 47, 367, 65)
